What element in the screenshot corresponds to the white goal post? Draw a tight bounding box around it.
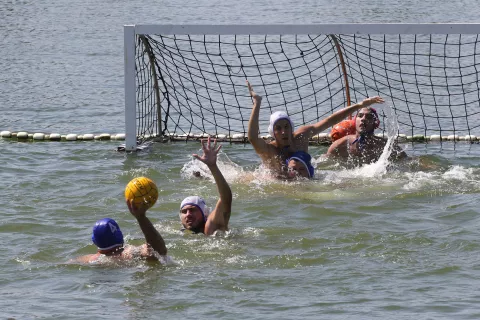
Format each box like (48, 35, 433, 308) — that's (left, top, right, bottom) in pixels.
(124, 24, 480, 151)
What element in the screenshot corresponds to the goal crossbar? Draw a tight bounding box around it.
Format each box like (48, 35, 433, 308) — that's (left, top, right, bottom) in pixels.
(131, 24, 480, 35)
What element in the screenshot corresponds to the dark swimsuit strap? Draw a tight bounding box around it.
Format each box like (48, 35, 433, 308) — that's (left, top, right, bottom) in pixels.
(352, 129, 375, 151)
(280, 145, 291, 158)
(352, 134, 366, 151)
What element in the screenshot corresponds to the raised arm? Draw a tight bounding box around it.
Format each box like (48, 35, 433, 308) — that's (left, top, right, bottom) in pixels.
(247, 81, 271, 155)
(127, 200, 167, 256)
(193, 137, 233, 235)
(296, 96, 385, 139)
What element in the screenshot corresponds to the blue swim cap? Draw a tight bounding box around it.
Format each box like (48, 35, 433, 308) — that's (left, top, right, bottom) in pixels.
(91, 218, 124, 251)
(286, 151, 315, 178)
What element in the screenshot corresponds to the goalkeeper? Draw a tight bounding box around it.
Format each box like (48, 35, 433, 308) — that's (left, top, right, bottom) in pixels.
(326, 106, 408, 165)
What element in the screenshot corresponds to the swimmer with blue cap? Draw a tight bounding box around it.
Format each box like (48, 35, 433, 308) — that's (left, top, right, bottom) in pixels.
(247, 80, 385, 175)
(286, 151, 315, 179)
(180, 137, 232, 235)
(91, 218, 124, 252)
(73, 200, 167, 264)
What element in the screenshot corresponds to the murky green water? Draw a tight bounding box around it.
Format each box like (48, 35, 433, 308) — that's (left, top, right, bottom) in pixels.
(2, 139, 480, 319)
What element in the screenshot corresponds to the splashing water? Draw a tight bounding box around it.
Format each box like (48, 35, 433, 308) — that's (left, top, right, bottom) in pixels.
(181, 150, 245, 182)
(351, 105, 403, 178)
(181, 147, 283, 187)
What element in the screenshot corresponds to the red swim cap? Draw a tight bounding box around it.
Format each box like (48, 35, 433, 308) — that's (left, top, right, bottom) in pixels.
(330, 119, 356, 142)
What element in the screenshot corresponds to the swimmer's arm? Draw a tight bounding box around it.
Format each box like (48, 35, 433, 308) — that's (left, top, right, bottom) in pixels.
(296, 97, 385, 138)
(204, 163, 233, 235)
(70, 254, 99, 264)
(127, 200, 168, 256)
(138, 244, 159, 261)
(193, 137, 233, 235)
(247, 80, 271, 155)
(135, 215, 168, 256)
(326, 136, 349, 159)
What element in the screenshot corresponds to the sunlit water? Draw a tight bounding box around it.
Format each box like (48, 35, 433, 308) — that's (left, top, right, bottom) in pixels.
(2, 0, 480, 319)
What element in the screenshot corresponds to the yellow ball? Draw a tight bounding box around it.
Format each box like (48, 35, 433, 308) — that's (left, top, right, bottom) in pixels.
(125, 177, 158, 210)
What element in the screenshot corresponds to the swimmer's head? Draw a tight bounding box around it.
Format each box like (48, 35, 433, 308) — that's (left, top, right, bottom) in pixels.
(180, 196, 210, 230)
(330, 119, 356, 142)
(354, 107, 380, 135)
(91, 218, 124, 252)
(286, 151, 314, 179)
(268, 111, 294, 142)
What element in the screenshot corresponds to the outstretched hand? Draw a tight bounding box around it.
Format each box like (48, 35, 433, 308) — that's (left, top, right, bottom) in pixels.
(193, 137, 222, 167)
(126, 199, 147, 219)
(247, 80, 262, 104)
(361, 96, 385, 107)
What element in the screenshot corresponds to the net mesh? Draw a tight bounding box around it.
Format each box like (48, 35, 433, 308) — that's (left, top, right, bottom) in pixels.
(134, 32, 480, 144)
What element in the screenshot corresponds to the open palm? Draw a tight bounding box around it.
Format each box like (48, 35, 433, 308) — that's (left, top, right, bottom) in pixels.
(193, 137, 221, 167)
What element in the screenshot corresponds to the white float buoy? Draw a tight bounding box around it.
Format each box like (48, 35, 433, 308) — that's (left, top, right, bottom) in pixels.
(17, 132, 28, 139)
(66, 134, 77, 141)
(96, 133, 111, 140)
(49, 133, 61, 141)
(430, 135, 441, 142)
(83, 134, 94, 140)
(447, 135, 459, 141)
(318, 133, 329, 141)
(114, 133, 126, 140)
(33, 133, 45, 140)
(1, 131, 12, 138)
(232, 133, 244, 139)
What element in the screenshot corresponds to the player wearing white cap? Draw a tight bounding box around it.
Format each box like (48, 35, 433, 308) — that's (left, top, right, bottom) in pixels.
(179, 137, 233, 235)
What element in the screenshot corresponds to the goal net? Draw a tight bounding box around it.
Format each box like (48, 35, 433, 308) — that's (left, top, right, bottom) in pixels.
(124, 24, 480, 151)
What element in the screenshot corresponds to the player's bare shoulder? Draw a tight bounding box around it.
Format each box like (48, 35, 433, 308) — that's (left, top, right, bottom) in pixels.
(327, 135, 350, 158)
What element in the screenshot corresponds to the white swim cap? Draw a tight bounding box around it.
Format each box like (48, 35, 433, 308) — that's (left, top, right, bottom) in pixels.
(268, 111, 294, 139)
(180, 196, 209, 221)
